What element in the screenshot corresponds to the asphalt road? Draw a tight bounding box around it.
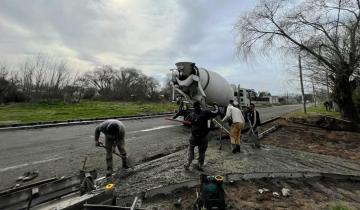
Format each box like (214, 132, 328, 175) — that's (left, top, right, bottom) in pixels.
(0, 104, 302, 189)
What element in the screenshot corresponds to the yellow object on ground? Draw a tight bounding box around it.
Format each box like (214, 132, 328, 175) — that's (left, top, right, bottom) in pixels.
(105, 183, 114, 190)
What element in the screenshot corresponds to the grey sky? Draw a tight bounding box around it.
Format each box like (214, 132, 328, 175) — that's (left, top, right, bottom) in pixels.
(0, 0, 298, 95)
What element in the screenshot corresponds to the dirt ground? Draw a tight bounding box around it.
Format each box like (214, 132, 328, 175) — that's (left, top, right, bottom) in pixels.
(260, 119, 360, 161)
(143, 177, 360, 210)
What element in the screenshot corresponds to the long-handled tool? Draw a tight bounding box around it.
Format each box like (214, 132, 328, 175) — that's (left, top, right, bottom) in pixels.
(213, 119, 230, 135)
(213, 119, 231, 150)
(98, 142, 134, 169)
(248, 121, 261, 149)
(98, 142, 123, 158)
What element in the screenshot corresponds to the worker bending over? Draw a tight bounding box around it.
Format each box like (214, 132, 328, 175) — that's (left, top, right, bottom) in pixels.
(222, 100, 245, 153)
(94, 119, 130, 177)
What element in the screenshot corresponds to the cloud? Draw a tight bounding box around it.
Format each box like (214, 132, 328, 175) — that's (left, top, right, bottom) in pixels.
(0, 0, 298, 95)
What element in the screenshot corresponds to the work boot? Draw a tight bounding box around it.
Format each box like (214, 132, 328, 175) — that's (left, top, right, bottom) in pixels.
(122, 158, 130, 169)
(232, 145, 237, 154)
(106, 166, 113, 177)
(236, 145, 241, 153)
(184, 164, 190, 170)
(184, 161, 191, 170)
(197, 163, 204, 171)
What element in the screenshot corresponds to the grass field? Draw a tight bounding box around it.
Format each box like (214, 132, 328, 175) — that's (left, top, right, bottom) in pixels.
(0, 101, 178, 125)
(288, 104, 341, 119)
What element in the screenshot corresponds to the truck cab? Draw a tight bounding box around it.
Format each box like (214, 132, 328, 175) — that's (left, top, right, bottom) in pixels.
(232, 85, 250, 109)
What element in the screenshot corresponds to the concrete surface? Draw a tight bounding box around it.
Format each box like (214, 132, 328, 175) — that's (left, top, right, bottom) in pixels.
(0, 104, 302, 189)
(114, 140, 360, 199)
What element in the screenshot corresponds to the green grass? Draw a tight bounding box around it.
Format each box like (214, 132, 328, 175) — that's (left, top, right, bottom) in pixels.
(288, 104, 341, 119)
(328, 202, 354, 210)
(0, 101, 178, 125)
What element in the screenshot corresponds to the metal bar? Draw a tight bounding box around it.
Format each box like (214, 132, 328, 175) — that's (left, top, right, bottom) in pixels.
(130, 197, 138, 210)
(0, 171, 97, 210)
(83, 204, 146, 210)
(258, 125, 279, 139)
(0, 177, 58, 197)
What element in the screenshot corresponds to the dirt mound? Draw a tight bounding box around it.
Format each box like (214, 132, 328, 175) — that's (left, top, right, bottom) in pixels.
(288, 115, 359, 132)
(262, 119, 360, 161)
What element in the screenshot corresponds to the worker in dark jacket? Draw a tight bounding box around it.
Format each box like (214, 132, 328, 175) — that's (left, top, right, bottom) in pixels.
(95, 119, 129, 177)
(247, 103, 261, 148)
(184, 101, 219, 171)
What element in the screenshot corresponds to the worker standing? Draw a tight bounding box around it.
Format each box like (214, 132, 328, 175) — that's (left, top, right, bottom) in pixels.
(94, 119, 130, 177)
(247, 103, 261, 148)
(185, 101, 219, 171)
(222, 100, 245, 153)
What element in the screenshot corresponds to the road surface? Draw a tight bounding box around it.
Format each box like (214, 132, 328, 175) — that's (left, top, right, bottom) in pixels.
(0, 104, 302, 189)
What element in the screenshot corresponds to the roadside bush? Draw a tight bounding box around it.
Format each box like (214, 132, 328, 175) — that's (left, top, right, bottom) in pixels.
(83, 88, 96, 99)
(4, 89, 27, 103)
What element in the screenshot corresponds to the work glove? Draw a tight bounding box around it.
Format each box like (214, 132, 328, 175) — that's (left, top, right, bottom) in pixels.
(212, 104, 219, 114)
(95, 141, 100, 147)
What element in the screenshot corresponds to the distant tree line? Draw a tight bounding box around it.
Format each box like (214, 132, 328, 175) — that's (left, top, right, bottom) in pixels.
(0, 54, 171, 104)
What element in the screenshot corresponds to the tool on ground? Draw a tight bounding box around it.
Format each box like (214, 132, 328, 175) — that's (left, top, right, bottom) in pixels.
(17, 171, 39, 182)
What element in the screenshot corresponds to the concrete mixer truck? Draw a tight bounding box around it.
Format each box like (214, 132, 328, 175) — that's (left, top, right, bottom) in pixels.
(170, 62, 249, 107)
(169, 62, 250, 123)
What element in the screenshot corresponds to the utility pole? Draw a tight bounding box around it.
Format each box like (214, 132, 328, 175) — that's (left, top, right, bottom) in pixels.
(299, 55, 307, 113)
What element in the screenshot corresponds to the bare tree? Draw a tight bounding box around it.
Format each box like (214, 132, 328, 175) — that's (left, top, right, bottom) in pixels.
(235, 0, 360, 122)
(159, 73, 174, 101)
(83, 66, 161, 101)
(17, 54, 72, 102)
(84, 65, 117, 99)
(113, 68, 141, 100)
(113, 68, 160, 101)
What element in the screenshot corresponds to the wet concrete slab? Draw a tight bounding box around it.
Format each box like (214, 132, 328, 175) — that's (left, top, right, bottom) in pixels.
(114, 133, 360, 198)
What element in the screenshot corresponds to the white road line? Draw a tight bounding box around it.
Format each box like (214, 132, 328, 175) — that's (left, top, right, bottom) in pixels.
(128, 125, 181, 134)
(0, 156, 63, 173)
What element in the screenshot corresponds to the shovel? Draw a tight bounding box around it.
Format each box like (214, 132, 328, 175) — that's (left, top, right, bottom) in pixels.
(248, 123, 260, 149)
(213, 119, 230, 150)
(98, 142, 134, 168)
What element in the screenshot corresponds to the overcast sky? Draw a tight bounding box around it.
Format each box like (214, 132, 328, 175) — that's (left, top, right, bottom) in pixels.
(0, 0, 299, 95)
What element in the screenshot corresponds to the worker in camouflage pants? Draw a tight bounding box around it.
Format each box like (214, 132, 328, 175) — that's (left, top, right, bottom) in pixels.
(94, 119, 129, 177)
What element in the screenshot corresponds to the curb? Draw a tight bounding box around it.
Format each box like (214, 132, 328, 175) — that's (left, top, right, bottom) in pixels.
(0, 113, 174, 131)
